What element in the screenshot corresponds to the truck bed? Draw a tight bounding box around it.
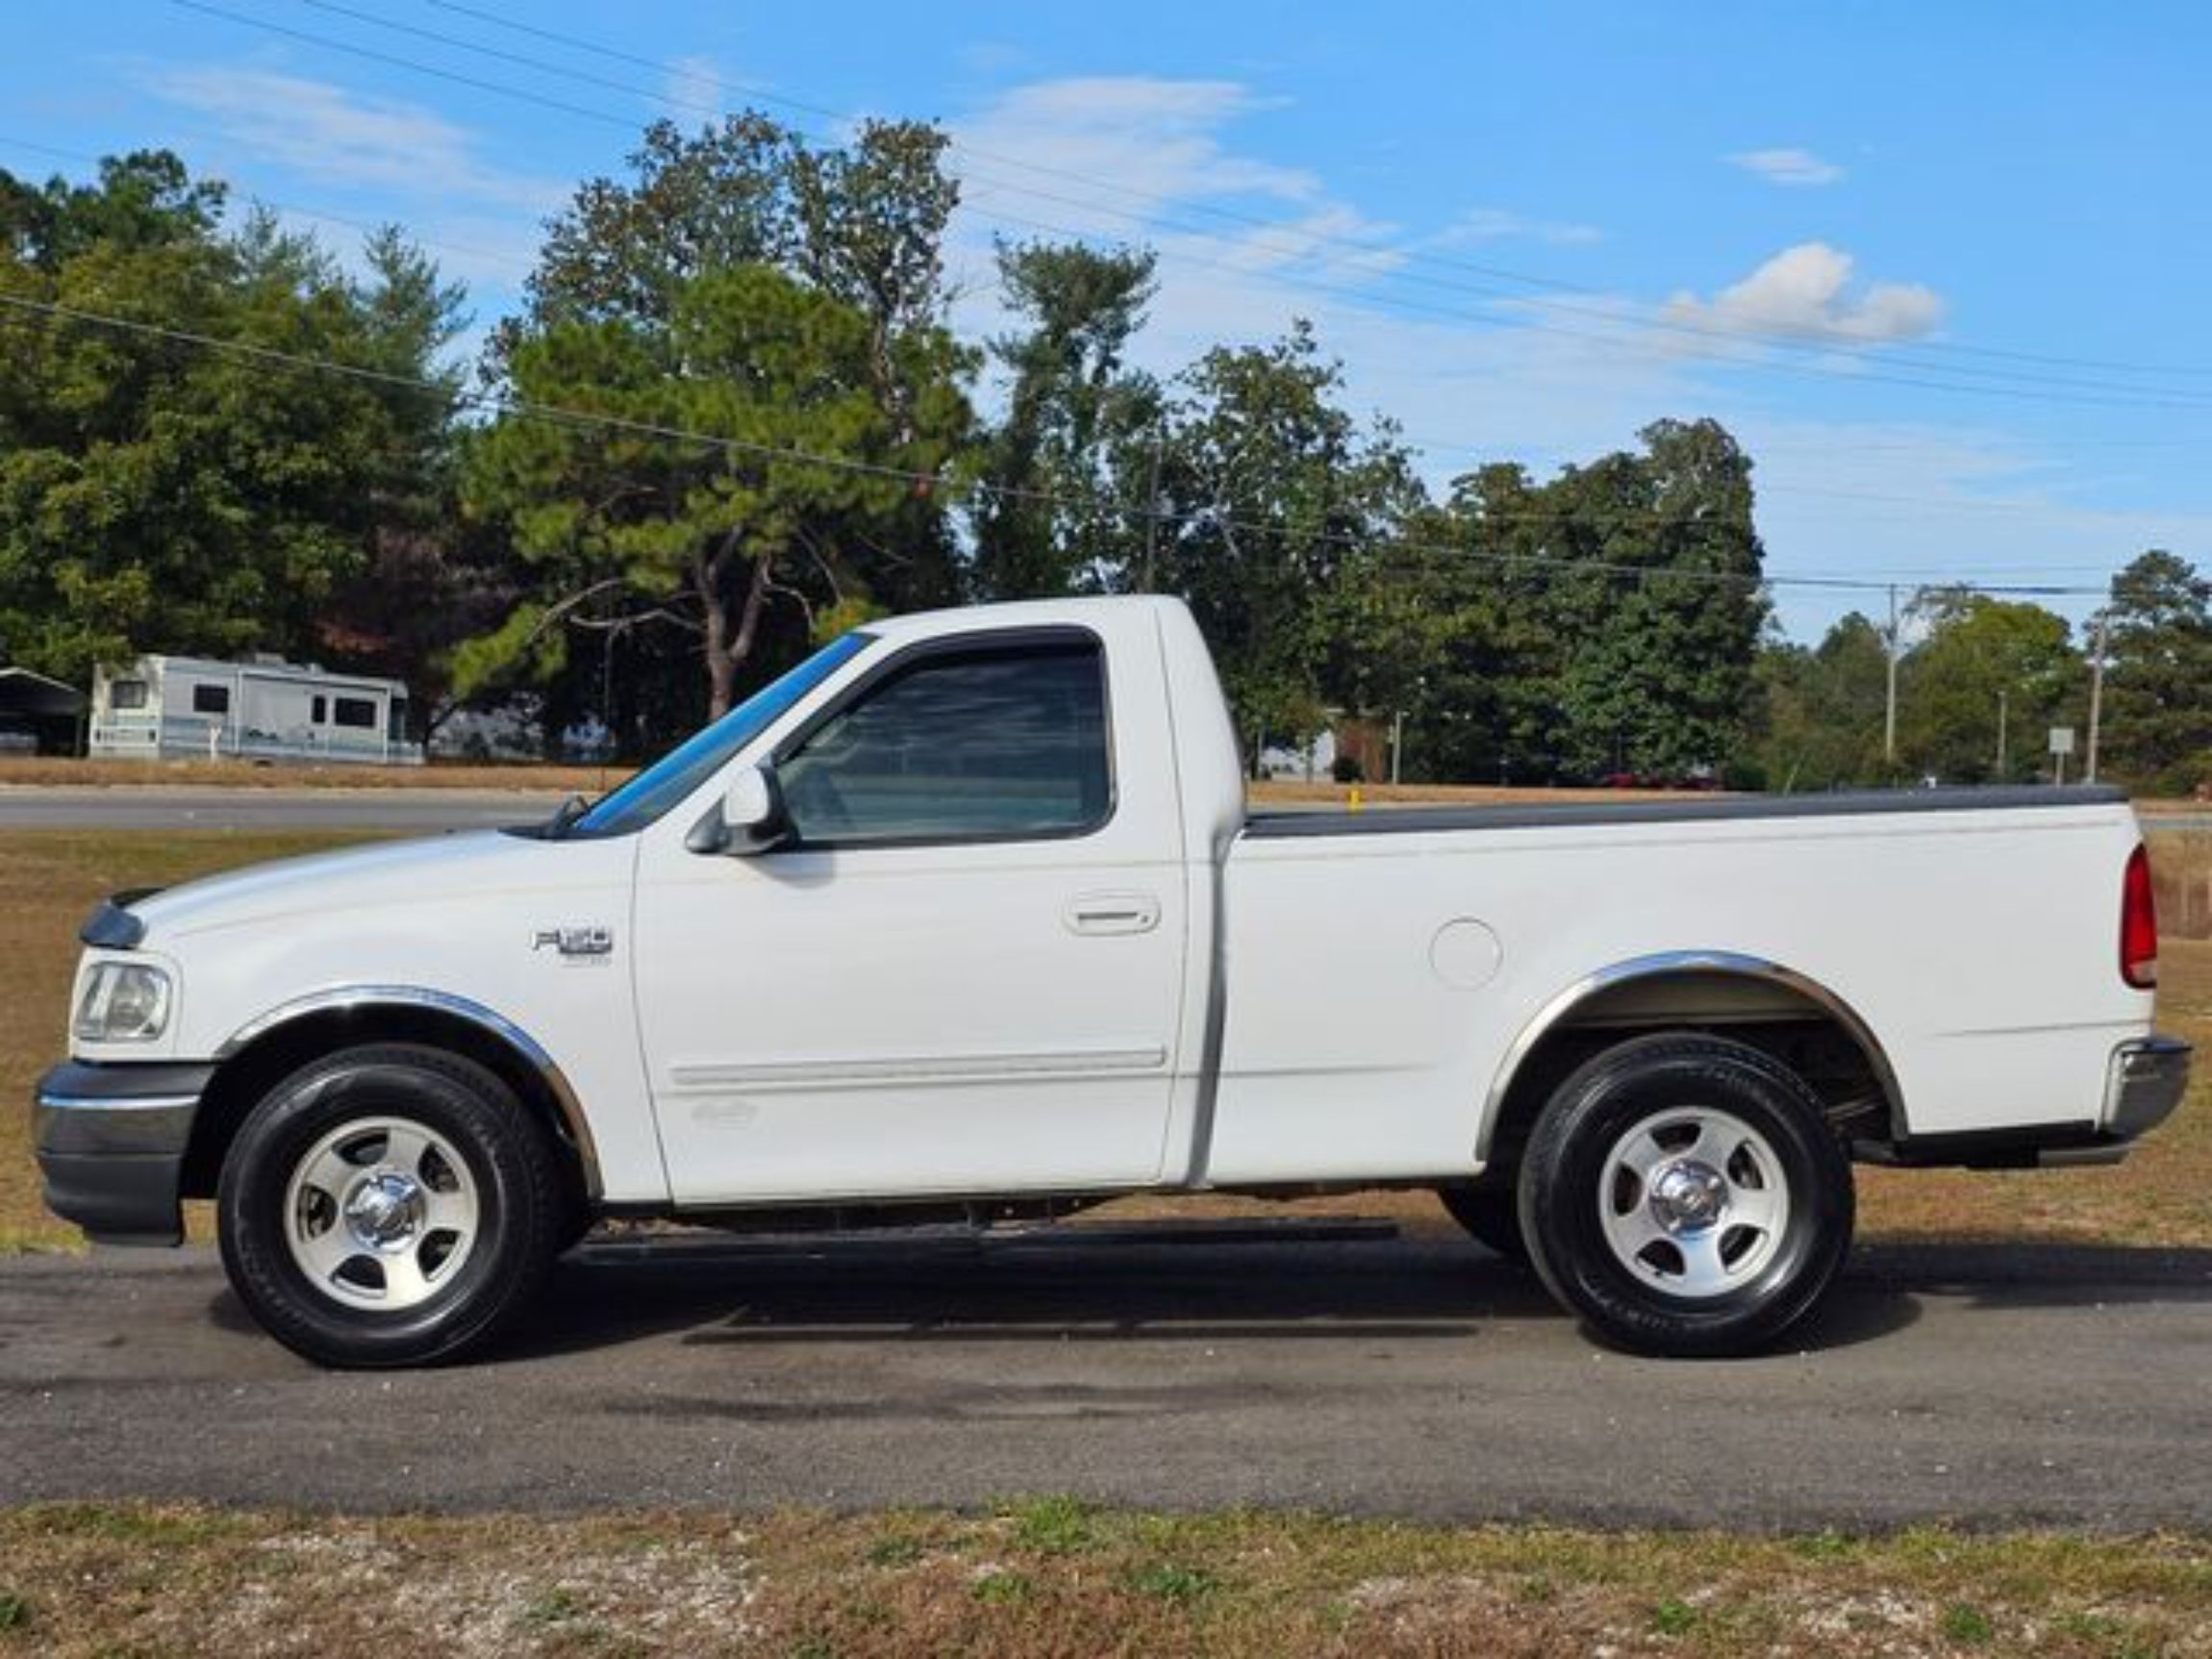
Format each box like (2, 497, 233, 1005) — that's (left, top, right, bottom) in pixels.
(1242, 784, 2129, 839)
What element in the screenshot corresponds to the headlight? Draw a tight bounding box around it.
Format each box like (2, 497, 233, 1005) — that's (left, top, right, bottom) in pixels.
(73, 962, 172, 1043)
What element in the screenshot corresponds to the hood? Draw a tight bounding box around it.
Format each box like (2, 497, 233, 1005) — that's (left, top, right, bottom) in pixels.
(129, 830, 584, 943)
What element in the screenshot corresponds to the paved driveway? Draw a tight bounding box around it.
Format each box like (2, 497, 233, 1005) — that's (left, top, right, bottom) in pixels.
(2, 1228, 2206, 1528)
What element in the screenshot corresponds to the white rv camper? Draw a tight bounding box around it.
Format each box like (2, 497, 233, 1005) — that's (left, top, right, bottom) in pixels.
(88, 655, 422, 767)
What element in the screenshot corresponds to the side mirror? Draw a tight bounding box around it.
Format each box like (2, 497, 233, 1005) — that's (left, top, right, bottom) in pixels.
(686, 761, 792, 855)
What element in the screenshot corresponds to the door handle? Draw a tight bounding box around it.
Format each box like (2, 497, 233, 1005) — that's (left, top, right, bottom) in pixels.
(1065, 892, 1161, 936)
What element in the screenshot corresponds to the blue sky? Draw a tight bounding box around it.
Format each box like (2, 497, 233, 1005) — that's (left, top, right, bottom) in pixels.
(7, 0, 2211, 641)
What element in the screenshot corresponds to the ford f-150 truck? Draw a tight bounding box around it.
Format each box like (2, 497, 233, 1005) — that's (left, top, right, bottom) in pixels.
(35, 596, 2191, 1366)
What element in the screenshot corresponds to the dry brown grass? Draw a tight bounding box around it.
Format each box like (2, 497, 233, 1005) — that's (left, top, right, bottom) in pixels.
(2147, 824, 2212, 941)
(0, 1501, 2204, 1657)
(2, 829, 2206, 1252)
(0, 830, 389, 1249)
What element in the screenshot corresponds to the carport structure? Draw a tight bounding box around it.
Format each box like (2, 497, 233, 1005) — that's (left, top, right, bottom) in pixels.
(0, 666, 88, 754)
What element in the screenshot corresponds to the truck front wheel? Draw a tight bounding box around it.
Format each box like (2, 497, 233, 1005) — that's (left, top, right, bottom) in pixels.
(215, 1043, 565, 1368)
(1518, 1033, 1853, 1357)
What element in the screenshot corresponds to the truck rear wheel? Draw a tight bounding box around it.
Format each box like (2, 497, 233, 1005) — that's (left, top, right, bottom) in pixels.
(1518, 1033, 1853, 1357)
(215, 1043, 564, 1368)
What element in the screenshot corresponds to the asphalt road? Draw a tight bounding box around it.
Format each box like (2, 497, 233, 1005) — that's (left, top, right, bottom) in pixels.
(0, 785, 569, 832)
(3, 1227, 2208, 1528)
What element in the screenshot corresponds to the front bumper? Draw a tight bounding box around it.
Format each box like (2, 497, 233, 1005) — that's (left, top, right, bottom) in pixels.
(32, 1060, 214, 1245)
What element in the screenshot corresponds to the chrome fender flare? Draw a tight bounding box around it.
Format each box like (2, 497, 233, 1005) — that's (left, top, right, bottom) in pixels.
(216, 985, 603, 1197)
(1476, 949, 1904, 1162)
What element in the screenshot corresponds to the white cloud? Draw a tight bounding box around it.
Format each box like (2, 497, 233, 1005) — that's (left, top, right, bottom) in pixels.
(957, 76, 1317, 235)
(947, 77, 2199, 641)
(1663, 241, 1943, 345)
(1728, 147, 1846, 187)
(140, 65, 564, 214)
(1449, 206, 1603, 246)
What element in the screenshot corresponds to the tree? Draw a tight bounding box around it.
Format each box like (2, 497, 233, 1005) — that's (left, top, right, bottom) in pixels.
(971, 239, 1161, 600)
(0, 156, 463, 688)
(1898, 590, 2078, 783)
(2098, 549, 2212, 792)
(1752, 614, 1891, 790)
(0, 149, 224, 271)
(1534, 420, 1768, 778)
(505, 114, 798, 344)
(1148, 320, 1422, 762)
(1400, 420, 1767, 782)
(470, 114, 973, 739)
(315, 227, 497, 741)
(465, 264, 970, 719)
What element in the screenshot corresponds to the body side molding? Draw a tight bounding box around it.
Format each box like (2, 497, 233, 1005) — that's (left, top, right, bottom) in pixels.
(1477, 949, 1906, 1161)
(214, 985, 603, 1196)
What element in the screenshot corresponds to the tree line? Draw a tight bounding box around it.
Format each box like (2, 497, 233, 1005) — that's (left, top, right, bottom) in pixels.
(3, 130, 2206, 791)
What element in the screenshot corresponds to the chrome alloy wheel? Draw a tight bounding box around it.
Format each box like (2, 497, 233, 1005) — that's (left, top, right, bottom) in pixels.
(1596, 1106, 1790, 1299)
(282, 1116, 480, 1311)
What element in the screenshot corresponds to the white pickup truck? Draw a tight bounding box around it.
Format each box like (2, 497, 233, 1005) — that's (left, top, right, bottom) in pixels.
(36, 596, 2190, 1367)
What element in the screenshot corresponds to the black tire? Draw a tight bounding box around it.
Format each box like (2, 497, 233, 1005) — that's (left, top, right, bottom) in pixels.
(215, 1043, 566, 1368)
(1517, 1033, 1853, 1358)
(1437, 1182, 1529, 1264)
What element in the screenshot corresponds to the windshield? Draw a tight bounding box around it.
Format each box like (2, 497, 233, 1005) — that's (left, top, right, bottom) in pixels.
(565, 631, 873, 838)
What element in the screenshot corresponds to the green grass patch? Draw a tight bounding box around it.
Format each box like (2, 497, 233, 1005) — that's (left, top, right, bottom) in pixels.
(1002, 1494, 1095, 1556)
(1940, 1601, 1996, 1644)
(1127, 1562, 1219, 1604)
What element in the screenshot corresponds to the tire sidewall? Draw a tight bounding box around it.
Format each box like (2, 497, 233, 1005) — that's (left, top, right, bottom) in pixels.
(1520, 1037, 1854, 1356)
(217, 1047, 554, 1367)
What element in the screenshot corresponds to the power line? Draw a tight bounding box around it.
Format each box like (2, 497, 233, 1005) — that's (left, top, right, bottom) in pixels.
(0, 289, 2120, 600)
(17, 122, 2210, 475)
(2, 135, 2180, 535)
(10, 137, 2206, 525)
(406, 0, 2212, 387)
(0, 131, 538, 280)
(170, 0, 2212, 410)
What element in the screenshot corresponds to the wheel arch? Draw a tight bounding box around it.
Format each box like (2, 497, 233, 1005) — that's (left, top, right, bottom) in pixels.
(1477, 951, 1904, 1174)
(182, 987, 601, 1205)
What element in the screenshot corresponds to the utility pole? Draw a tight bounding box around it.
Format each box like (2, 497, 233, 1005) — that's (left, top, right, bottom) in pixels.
(1884, 584, 1900, 772)
(1997, 688, 2009, 778)
(1140, 426, 1164, 594)
(1391, 708, 1405, 786)
(2085, 610, 2109, 784)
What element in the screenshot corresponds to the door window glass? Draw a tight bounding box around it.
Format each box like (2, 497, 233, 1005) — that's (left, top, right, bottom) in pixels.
(778, 641, 1110, 844)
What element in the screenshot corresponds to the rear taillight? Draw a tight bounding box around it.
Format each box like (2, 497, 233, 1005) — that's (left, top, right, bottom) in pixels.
(2122, 842, 2159, 990)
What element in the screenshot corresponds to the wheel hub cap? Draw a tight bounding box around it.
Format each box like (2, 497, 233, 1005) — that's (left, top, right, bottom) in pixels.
(1596, 1106, 1793, 1301)
(1648, 1160, 1729, 1234)
(343, 1170, 424, 1250)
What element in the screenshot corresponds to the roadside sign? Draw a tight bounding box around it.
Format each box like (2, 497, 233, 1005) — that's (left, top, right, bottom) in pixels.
(2049, 726, 2075, 756)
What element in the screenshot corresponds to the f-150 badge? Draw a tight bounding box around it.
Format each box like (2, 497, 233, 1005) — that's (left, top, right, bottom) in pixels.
(532, 925, 615, 962)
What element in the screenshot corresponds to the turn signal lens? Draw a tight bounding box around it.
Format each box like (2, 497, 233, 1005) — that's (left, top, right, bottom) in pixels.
(2122, 843, 2159, 991)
